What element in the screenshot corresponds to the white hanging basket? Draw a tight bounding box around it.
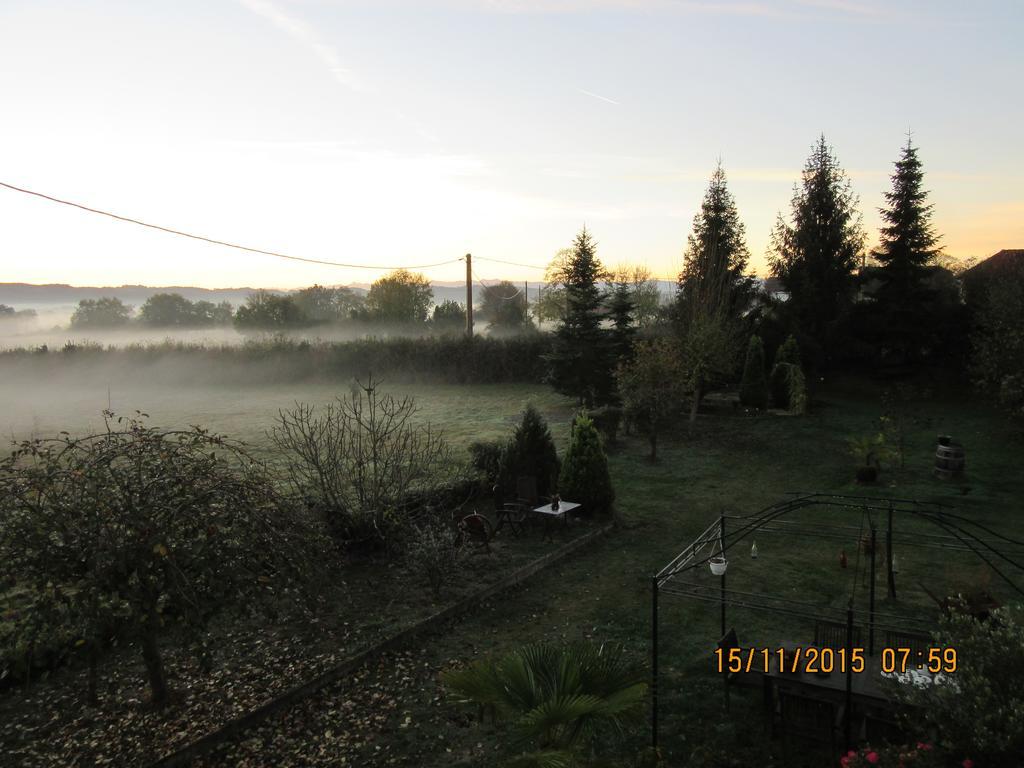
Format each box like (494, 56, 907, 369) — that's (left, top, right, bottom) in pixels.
(709, 556, 728, 576)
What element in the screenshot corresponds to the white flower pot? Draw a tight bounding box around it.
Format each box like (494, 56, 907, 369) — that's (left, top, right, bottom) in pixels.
(709, 556, 728, 576)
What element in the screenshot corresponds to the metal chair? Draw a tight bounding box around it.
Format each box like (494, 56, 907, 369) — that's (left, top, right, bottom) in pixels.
(493, 485, 529, 536)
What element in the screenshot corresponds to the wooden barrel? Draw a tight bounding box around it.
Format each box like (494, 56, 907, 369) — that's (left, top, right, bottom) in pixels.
(934, 442, 966, 479)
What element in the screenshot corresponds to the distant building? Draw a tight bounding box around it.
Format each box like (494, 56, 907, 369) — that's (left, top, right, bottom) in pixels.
(754, 277, 789, 302)
(960, 249, 1024, 305)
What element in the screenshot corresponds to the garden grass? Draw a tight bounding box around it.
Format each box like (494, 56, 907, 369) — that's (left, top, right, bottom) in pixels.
(3, 373, 1022, 766)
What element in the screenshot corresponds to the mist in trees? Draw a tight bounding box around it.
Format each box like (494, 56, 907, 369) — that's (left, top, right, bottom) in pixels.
(363, 269, 433, 324)
(291, 285, 365, 323)
(431, 299, 466, 332)
(478, 281, 529, 331)
(140, 292, 233, 327)
(70, 297, 133, 328)
(234, 290, 308, 330)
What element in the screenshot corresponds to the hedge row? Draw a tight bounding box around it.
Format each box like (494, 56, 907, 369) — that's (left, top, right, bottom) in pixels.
(0, 335, 552, 385)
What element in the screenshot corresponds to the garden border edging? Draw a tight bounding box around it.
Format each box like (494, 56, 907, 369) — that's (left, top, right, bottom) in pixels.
(149, 522, 614, 767)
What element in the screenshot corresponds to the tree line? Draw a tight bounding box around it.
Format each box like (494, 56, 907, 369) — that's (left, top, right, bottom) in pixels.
(542, 133, 1018, 447)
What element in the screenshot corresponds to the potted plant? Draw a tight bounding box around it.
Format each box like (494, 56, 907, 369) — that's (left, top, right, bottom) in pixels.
(848, 433, 889, 484)
(709, 556, 728, 576)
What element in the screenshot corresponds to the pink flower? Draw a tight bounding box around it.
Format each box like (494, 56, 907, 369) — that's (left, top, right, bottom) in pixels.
(840, 758, 849, 768)
(962, 760, 974, 768)
(866, 752, 879, 765)
(917, 742, 932, 751)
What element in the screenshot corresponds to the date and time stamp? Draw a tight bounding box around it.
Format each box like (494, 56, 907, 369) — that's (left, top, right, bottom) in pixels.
(715, 646, 958, 675)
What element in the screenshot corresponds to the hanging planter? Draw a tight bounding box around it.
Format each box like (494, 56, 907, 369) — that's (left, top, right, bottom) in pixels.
(709, 556, 728, 576)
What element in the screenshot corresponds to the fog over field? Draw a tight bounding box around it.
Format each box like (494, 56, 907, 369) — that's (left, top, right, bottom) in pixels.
(0, 344, 572, 453)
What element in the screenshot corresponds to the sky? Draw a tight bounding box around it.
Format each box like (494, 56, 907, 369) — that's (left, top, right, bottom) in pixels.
(1, 0, 1022, 289)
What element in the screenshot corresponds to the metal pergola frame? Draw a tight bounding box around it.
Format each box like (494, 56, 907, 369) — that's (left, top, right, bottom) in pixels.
(650, 492, 1024, 751)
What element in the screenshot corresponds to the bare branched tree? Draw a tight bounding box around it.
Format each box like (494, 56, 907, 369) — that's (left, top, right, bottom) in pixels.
(270, 376, 457, 548)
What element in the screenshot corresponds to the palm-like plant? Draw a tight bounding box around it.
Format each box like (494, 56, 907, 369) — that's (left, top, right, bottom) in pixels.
(443, 642, 647, 767)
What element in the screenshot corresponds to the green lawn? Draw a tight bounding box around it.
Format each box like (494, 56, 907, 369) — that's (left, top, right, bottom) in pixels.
(197, 375, 1024, 767)
(0, 380, 575, 459)
(3, 373, 1021, 766)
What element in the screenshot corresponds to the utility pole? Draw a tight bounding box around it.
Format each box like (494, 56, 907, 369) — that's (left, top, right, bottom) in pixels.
(465, 253, 473, 339)
(523, 280, 528, 318)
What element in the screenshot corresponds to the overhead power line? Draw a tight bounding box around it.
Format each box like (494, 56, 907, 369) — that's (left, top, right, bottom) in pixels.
(472, 267, 522, 300)
(0, 180, 463, 271)
(474, 255, 546, 271)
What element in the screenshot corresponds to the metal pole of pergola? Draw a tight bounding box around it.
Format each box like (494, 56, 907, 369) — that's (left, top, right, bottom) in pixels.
(650, 492, 1024, 752)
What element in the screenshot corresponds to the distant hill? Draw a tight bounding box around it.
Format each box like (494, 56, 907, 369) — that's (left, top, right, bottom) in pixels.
(0, 283, 262, 311)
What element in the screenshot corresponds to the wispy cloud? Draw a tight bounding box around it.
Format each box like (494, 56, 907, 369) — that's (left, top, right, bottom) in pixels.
(429, 0, 890, 19)
(577, 88, 620, 105)
(237, 0, 364, 91)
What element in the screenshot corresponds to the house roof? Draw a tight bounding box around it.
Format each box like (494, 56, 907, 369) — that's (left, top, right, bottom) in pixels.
(962, 249, 1024, 281)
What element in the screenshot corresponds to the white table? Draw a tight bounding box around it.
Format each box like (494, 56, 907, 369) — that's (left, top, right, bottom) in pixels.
(533, 501, 581, 538)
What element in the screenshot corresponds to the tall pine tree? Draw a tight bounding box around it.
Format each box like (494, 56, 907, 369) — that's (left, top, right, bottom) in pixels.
(607, 268, 637, 368)
(678, 162, 751, 323)
(546, 228, 613, 406)
(675, 163, 748, 420)
(871, 136, 942, 363)
(768, 136, 865, 365)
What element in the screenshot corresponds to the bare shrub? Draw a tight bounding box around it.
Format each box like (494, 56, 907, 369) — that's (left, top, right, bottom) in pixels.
(270, 376, 457, 549)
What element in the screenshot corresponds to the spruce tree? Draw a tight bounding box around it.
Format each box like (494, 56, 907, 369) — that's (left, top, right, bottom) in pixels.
(557, 412, 614, 516)
(768, 136, 865, 363)
(678, 162, 752, 322)
(739, 335, 768, 409)
(607, 269, 637, 368)
(871, 137, 943, 363)
(498, 405, 561, 499)
(546, 228, 613, 406)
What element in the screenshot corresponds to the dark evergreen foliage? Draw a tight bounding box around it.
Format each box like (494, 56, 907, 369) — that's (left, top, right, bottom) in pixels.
(768, 136, 865, 364)
(607, 273, 637, 368)
(739, 335, 768, 409)
(558, 412, 614, 515)
(770, 334, 802, 407)
(498, 405, 561, 499)
(546, 228, 614, 406)
(678, 163, 752, 324)
(870, 138, 943, 363)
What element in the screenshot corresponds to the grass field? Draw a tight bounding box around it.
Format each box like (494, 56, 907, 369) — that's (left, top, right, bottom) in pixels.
(0, 380, 576, 458)
(2, 371, 1022, 766)
(193, 374, 1024, 766)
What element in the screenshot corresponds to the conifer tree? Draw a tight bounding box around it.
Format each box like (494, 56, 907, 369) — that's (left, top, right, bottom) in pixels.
(768, 136, 865, 363)
(558, 413, 614, 515)
(546, 228, 613, 406)
(871, 137, 943, 362)
(498, 405, 561, 499)
(678, 162, 752, 322)
(607, 268, 637, 367)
